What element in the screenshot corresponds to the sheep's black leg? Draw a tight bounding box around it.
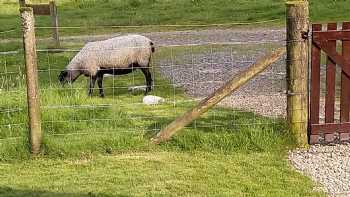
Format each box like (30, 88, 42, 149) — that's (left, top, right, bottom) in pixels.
(97, 72, 105, 98)
(88, 75, 97, 97)
(140, 68, 152, 95)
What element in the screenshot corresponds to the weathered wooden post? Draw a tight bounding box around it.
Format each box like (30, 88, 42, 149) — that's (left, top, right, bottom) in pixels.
(49, 0, 60, 47)
(20, 7, 43, 155)
(286, 1, 309, 147)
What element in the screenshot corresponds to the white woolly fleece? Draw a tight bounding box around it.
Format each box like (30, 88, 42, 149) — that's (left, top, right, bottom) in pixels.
(66, 34, 153, 76)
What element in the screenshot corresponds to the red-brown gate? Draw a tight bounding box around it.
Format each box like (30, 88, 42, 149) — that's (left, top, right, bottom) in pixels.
(309, 22, 350, 144)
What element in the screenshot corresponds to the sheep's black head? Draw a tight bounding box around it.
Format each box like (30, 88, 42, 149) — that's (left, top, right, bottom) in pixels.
(58, 70, 68, 85)
(59, 70, 82, 86)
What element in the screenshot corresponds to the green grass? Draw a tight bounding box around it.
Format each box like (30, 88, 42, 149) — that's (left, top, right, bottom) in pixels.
(1, 0, 350, 39)
(0, 43, 325, 196)
(0, 152, 324, 197)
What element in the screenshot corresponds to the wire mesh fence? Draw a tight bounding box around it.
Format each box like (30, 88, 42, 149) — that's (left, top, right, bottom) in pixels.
(0, 23, 291, 154)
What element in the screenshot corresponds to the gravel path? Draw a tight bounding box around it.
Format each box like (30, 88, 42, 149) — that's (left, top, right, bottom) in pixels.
(157, 42, 287, 117)
(0, 27, 285, 46)
(289, 145, 350, 197)
(46, 27, 286, 46)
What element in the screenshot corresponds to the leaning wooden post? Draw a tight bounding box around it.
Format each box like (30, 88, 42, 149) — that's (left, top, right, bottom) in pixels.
(20, 7, 43, 155)
(49, 0, 60, 47)
(152, 48, 286, 144)
(286, 1, 309, 147)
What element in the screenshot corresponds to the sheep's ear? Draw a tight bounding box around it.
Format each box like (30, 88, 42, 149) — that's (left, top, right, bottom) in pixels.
(58, 71, 68, 84)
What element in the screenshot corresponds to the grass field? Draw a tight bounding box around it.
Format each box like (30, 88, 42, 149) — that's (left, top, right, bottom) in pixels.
(0, 0, 339, 196)
(1, 0, 350, 39)
(0, 152, 325, 197)
(0, 42, 325, 196)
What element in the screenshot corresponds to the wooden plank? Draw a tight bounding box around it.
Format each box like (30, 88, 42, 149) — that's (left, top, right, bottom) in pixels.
(325, 23, 337, 123)
(313, 30, 350, 41)
(310, 24, 322, 125)
(27, 4, 51, 15)
(311, 122, 350, 134)
(340, 22, 350, 122)
(313, 40, 350, 77)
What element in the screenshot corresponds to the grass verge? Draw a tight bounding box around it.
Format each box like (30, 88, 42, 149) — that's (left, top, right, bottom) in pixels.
(0, 152, 325, 197)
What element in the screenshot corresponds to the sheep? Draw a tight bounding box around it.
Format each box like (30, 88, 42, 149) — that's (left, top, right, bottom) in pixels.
(58, 34, 155, 97)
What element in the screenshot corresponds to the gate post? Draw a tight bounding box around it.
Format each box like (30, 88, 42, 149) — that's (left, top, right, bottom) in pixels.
(286, 1, 309, 147)
(20, 7, 43, 155)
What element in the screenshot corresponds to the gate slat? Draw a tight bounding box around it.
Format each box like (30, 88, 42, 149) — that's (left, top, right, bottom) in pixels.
(313, 31, 350, 40)
(310, 24, 322, 128)
(311, 122, 350, 134)
(325, 23, 337, 123)
(340, 22, 350, 122)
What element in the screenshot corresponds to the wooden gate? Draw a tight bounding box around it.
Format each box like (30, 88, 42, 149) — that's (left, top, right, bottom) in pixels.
(309, 22, 350, 144)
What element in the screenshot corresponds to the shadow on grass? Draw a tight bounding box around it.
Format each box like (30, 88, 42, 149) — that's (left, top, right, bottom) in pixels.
(145, 107, 293, 153)
(0, 187, 121, 197)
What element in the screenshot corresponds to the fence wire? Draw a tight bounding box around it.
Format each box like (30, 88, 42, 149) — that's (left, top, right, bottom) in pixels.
(0, 24, 289, 147)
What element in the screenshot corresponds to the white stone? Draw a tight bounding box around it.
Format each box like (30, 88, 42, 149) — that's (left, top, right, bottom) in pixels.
(143, 95, 165, 105)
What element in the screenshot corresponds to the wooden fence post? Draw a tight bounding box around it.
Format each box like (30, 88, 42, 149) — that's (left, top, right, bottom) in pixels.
(286, 1, 309, 147)
(49, 0, 60, 47)
(20, 7, 43, 155)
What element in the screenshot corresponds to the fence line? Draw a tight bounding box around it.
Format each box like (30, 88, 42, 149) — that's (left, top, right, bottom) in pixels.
(34, 18, 282, 29)
(0, 18, 282, 36)
(0, 118, 284, 145)
(1, 6, 308, 153)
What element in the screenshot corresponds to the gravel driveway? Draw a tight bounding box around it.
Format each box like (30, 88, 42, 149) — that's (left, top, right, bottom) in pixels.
(289, 145, 350, 197)
(148, 28, 287, 118)
(159, 49, 286, 117)
(45, 27, 286, 47)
